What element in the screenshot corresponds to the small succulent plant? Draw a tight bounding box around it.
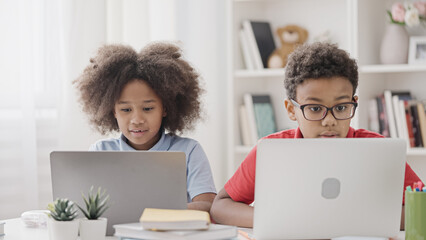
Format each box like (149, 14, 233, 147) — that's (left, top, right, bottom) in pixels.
(47, 198, 78, 221)
(77, 186, 109, 220)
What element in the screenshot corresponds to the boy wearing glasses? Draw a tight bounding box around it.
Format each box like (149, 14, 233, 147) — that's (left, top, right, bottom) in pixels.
(210, 42, 422, 228)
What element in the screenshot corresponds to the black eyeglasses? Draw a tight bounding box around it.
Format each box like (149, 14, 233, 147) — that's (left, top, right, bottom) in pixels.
(290, 99, 358, 121)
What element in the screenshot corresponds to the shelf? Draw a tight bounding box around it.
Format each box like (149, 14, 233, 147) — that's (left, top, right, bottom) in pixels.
(235, 145, 426, 156)
(235, 145, 254, 154)
(234, 68, 285, 78)
(360, 64, 426, 74)
(407, 148, 426, 156)
(235, 64, 426, 78)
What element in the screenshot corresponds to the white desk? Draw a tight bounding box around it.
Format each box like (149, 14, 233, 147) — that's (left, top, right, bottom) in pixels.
(2, 218, 405, 240)
(2, 218, 117, 240)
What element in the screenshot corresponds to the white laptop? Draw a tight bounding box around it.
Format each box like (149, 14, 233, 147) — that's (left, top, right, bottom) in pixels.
(50, 151, 188, 236)
(254, 138, 406, 240)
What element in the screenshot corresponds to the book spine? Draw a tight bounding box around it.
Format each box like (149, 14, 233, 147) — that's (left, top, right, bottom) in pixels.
(368, 98, 380, 133)
(398, 99, 410, 148)
(384, 90, 398, 138)
(239, 105, 254, 146)
(242, 20, 263, 70)
(410, 104, 423, 147)
(417, 102, 426, 148)
(404, 101, 416, 148)
(243, 93, 259, 144)
(239, 29, 254, 70)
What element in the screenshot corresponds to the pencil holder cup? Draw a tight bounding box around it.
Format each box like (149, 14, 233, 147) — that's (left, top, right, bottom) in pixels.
(405, 191, 426, 240)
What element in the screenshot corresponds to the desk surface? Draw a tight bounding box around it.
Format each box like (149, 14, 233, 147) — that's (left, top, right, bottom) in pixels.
(2, 218, 117, 240)
(2, 218, 405, 240)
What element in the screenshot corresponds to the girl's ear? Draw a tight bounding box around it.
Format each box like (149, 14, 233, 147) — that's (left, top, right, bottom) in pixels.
(113, 109, 117, 118)
(284, 99, 297, 121)
(162, 108, 167, 117)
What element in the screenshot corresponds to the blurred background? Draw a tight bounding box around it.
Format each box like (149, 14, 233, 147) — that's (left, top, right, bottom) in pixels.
(0, 0, 228, 219)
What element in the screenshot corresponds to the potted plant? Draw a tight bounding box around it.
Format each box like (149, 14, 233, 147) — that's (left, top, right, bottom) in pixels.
(77, 186, 109, 240)
(47, 198, 79, 240)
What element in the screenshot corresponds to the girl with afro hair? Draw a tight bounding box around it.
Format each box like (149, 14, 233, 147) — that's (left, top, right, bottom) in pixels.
(74, 42, 216, 212)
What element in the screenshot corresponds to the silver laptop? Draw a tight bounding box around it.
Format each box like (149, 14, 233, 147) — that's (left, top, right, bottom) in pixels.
(50, 151, 187, 236)
(254, 138, 406, 239)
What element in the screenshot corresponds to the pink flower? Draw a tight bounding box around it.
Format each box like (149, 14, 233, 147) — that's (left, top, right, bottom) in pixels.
(391, 2, 406, 22)
(414, 1, 426, 17)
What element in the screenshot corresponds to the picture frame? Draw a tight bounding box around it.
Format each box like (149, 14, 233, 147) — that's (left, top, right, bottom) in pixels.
(408, 36, 426, 64)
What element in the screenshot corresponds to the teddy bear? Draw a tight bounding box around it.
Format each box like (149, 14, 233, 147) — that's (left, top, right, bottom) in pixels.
(267, 25, 308, 68)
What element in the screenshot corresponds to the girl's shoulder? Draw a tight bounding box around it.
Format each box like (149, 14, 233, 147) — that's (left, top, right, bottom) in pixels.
(165, 133, 201, 151)
(89, 136, 127, 151)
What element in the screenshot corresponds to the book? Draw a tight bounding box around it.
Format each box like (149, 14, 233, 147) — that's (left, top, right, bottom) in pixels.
(417, 102, 426, 148)
(403, 100, 416, 147)
(384, 90, 411, 138)
(239, 105, 254, 146)
(376, 95, 390, 137)
(242, 20, 276, 69)
(368, 98, 380, 133)
(139, 208, 210, 231)
(410, 103, 424, 147)
(239, 29, 254, 70)
(244, 94, 277, 141)
(113, 223, 237, 240)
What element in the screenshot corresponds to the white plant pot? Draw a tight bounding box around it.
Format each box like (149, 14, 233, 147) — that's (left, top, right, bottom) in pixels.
(47, 218, 79, 240)
(79, 218, 107, 240)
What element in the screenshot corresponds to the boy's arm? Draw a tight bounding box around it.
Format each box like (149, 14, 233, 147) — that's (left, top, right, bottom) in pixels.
(187, 192, 216, 212)
(210, 188, 254, 228)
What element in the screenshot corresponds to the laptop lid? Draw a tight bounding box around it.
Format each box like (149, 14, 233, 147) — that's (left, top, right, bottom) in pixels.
(253, 138, 406, 239)
(50, 151, 187, 236)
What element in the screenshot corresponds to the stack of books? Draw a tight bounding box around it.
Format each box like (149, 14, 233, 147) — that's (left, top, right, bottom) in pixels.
(113, 208, 237, 240)
(369, 90, 426, 148)
(240, 93, 277, 146)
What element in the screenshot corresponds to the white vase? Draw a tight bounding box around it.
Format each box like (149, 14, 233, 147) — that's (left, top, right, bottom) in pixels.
(380, 24, 409, 64)
(79, 218, 107, 240)
(47, 218, 79, 240)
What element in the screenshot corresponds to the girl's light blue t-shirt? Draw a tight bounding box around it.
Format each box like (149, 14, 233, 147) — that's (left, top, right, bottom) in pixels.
(89, 130, 217, 202)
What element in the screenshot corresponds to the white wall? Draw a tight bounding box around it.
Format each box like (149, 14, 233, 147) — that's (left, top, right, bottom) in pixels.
(175, 0, 228, 189)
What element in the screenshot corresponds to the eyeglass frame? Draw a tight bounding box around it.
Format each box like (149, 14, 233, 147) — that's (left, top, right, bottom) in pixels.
(290, 98, 358, 121)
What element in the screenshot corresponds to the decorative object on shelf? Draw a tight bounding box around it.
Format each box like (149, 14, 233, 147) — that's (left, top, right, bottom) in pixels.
(267, 25, 308, 68)
(77, 186, 109, 240)
(408, 36, 426, 64)
(380, 1, 426, 64)
(47, 198, 79, 240)
(380, 24, 410, 64)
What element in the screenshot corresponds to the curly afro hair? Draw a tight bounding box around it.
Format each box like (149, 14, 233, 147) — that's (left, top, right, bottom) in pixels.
(284, 42, 358, 101)
(74, 42, 204, 135)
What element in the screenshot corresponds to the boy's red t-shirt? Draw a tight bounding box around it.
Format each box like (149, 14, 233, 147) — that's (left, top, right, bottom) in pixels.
(224, 127, 421, 205)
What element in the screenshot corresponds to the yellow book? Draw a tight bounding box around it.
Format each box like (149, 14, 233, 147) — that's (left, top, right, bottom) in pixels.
(139, 208, 210, 231)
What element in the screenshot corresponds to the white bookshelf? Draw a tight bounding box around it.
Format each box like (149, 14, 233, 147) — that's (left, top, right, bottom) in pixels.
(226, 0, 426, 178)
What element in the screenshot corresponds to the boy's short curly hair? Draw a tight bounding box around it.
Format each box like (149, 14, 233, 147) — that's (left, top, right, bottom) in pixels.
(74, 42, 203, 135)
(284, 42, 358, 100)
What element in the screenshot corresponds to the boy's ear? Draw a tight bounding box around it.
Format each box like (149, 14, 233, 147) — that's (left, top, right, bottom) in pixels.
(284, 99, 297, 121)
(353, 95, 358, 102)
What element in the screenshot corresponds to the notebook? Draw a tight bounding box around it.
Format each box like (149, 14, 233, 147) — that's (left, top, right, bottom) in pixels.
(50, 151, 188, 236)
(113, 222, 237, 240)
(254, 138, 407, 239)
(140, 208, 210, 230)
